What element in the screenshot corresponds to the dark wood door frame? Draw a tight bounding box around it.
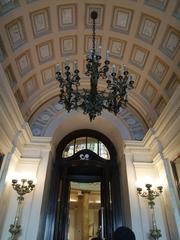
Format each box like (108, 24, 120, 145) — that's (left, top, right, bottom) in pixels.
(56, 149, 112, 240)
(43, 129, 123, 240)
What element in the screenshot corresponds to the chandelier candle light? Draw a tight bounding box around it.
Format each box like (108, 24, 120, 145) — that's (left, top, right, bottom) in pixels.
(137, 183, 163, 240)
(8, 179, 36, 240)
(56, 11, 134, 121)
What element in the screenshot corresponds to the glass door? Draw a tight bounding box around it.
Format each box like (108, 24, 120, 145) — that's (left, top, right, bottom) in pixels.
(68, 182, 101, 240)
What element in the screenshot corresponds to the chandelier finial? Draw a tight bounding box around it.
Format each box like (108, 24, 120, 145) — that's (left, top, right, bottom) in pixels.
(91, 11, 98, 20)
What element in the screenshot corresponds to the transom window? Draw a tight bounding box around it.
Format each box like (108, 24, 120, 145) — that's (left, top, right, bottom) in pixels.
(62, 136, 110, 160)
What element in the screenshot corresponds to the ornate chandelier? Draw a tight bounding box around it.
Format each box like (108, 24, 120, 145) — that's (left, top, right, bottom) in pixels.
(56, 11, 134, 121)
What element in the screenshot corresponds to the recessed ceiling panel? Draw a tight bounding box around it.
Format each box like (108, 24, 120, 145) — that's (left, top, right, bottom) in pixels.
(0, 36, 7, 62)
(57, 4, 77, 30)
(60, 35, 77, 56)
(84, 35, 102, 53)
(30, 8, 51, 37)
(144, 0, 168, 11)
(5, 17, 26, 50)
(36, 40, 54, 64)
(5, 65, 17, 89)
(14, 89, 24, 106)
(141, 81, 157, 103)
(160, 26, 180, 59)
(149, 56, 169, 84)
(85, 4, 105, 29)
(41, 65, 55, 85)
(108, 37, 126, 59)
(111, 6, 133, 34)
(137, 13, 160, 44)
(16, 50, 33, 76)
(130, 44, 149, 69)
(165, 73, 180, 98)
(24, 75, 39, 98)
(155, 97, 166, 115)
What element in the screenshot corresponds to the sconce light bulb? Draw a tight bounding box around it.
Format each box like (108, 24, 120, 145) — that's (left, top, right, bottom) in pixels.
(28, 180, 33, 185)
(21, 179, 27, 183)
(157, 186, 163, 193)
(137, 187, 142, 194)
(145, 183, 152, 190)
(12, 179, 17, 184)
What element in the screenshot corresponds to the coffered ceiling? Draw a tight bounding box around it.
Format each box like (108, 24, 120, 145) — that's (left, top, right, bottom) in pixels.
(0, 0, 179, 138)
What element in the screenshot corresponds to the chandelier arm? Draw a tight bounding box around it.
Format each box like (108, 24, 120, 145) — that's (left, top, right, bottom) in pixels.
(99, 64, 109, 78)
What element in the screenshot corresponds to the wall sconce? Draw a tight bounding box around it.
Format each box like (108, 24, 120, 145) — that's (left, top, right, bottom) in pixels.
(8, 179, 36, 240)
(137, 183, 163, 240)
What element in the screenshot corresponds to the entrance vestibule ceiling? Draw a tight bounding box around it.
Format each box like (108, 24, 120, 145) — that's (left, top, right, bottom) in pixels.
(0, 0, 179, 138)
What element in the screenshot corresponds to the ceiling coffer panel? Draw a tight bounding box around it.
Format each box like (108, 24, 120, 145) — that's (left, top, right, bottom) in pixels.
(0, 0, 179, 127)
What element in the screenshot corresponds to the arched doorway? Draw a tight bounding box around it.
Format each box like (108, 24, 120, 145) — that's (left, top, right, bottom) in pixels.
(44, 130, 122, 240)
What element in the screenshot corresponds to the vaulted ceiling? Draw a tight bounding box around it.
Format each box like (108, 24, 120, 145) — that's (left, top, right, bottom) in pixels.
(0, 0, 179, 139)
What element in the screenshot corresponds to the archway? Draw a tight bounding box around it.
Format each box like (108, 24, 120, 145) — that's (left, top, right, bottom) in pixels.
(44, 129, 122, 240)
